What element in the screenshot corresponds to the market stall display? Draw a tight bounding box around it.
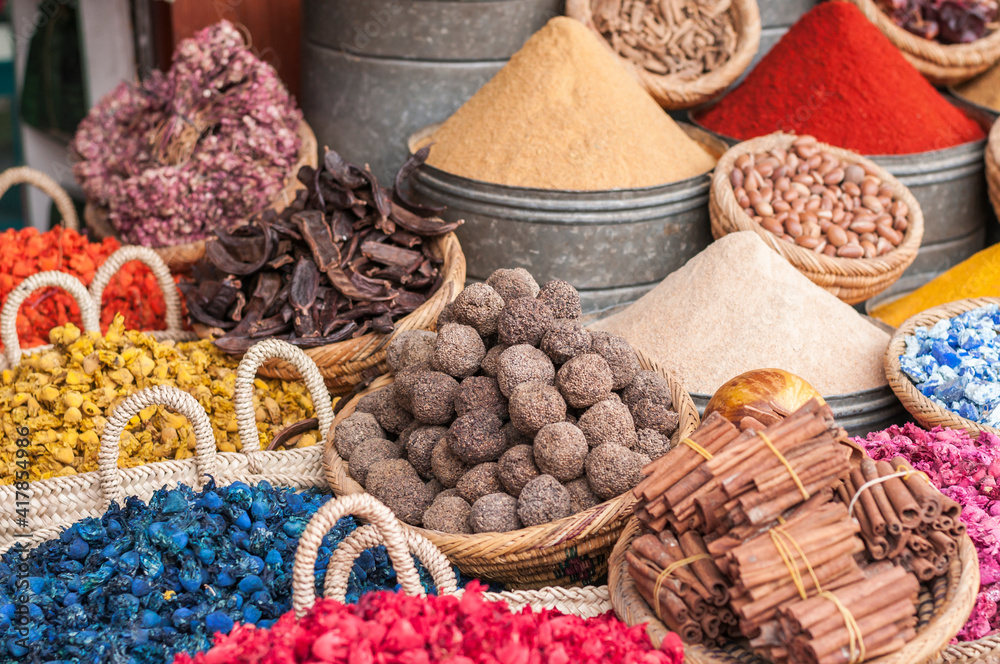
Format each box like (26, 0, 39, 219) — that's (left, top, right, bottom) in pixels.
(73, 21, 316, 272)
(565, 0, 761, 109)
(710, 134, 924, 304)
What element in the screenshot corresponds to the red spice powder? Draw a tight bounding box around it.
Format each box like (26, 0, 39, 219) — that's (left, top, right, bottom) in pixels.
(695, 1, 985, 155)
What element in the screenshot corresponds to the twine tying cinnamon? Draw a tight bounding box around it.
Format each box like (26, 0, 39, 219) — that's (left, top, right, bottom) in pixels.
(848, 471, 912, 518)
(679, 437, 714, 460)
(758, 431, 810, 500)
(652, 553, 712, 621)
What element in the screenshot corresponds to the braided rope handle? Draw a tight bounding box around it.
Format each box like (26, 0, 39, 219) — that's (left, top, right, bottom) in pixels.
(1, 272, 100, 366)
(235, 339, 335, 460)
(99, 385, 218, 508)
(89, 246, 184, 332)
(0, 166, 79, 230)
(481, 585, 613, 618)
(292, 493, 427, 616)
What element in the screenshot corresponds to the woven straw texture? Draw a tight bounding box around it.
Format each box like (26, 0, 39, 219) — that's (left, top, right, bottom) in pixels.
(291, 492, 614, 619)
(609, 501, 981, 664)
(710, 132, 924, 304)
(83, 120, 318, 273)
(885, 297, 1000, 437)
(986, 120, 1000, 225)
(565, 0, 761, 110)
(0, 166, 79, 230)
(323, 348, 700, 589)
(843, 0, 1000, 85)
(0, 339, 335, 553)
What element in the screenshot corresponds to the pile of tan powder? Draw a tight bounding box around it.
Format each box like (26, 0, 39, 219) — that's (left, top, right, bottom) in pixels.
(420, 16, 716, 190)
(591, 232, 890, 396)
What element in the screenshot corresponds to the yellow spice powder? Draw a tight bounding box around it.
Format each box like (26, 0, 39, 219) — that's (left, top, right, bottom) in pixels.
(870, 243, 1000, 328)
(956, 64, 1000, 111)
(421, 16, 717, 190)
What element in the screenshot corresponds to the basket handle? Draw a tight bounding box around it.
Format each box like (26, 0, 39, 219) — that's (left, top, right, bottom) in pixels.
(1, 271, 101, 366)
(98, 385, 218, 508)
(235, 339, 335, 462)
(0, 167, 79, 230)
(291, 493, 432, 616)
(89, 246, 184, 333)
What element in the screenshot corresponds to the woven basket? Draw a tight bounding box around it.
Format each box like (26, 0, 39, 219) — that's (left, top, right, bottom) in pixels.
(323, 348, 700, 590)
(710, 132, 925, 305)
(565, 0, 760, 110)
(291, 492, 614, 619)
(203, 232, 466, 395)
(83, 119, 318, 273)
(884, 297, 1000, 437)
(0, 166, 79, 229)
(843, 0, 1000, 85)
(986, 120, 1000, 225)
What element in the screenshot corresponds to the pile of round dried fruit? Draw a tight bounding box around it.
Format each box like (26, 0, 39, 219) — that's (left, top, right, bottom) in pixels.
(0, 227, 180, 353)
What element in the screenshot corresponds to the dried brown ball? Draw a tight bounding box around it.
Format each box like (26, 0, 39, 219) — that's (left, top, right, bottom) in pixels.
(498, 297, 554, 347)
(556, 354, 614, 409)
(578, 399, 638, 449)
(470, 493, 522, 533)
(452, 283, 505, 337)
(537, 280, 582, 320)
(501, 421, 532, 451)
(540, 319, 592, 364)
(480, 343, 509, 378)
(447, 408, 506, 465)
(333, 412, 385, 461)
(426, 478, 444, 498)
(498, 444, 541, 497)
(455, 376, 508, 420)
(508, 382, 567, 436)
(422, 495, 473, 534)
(392, 363, 431, 412)
(456, 462, 503, 505)
(432, 323, 487, 379)
(369, 470, 435, 526)
(487, 268, 540, 303)
(356, 386, 413, 435)
(395, 420, 422, 452)
(585, 443, 646, 501)
(517, 474, 572, 527)
(349, 437, 401, 486)
(403, 371, 459, 425)
(631, 399, 680, 438)
(406, 426, 448, 479)
(534, 422, 588, 482)
(621, 371, 673, 411)
(431, 438, 468, 488)
(635, 428, 672, 460)
(387, 330, 438, 372)
(591, 332, 641, 390)
(565, 477, 602, 513)
(496, 344, 555, 397)
(366, 459, 420, 497)
(437, 488, 461, 500)
(436, 302, 456, 326)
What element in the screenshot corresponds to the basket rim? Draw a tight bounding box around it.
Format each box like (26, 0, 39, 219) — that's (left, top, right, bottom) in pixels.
(884, 296, 1000, 437)
(710, 132, 924, 292)
(323, 347, 700, 566)
(988, 118, 1000, 172)
(564, 0, 762, 110)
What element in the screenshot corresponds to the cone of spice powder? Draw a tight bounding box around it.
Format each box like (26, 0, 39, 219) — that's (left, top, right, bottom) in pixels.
(694, 1, 984, 155)
(418, 16, 717, 190)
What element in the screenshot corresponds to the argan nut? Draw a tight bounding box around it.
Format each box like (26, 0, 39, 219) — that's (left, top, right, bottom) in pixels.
(498, 444, 541, 497)
(556, 354, 614, 409)
(498, 297, 554, 347)
(508, 382, 566, 436)
(456, 462, 503, 505)
(333, 411, 385, 461)
(451, 283, 505, 337)
(578, 399, 637, 449)
(533, 422, 588, 482)
(590, 332, 641, 390)
(470, 493, 521, 533)
(496, 344, 555, 397)
(537, 280, 582, 320)
(447, 409, 506, 465)
(517, 474, 572, 527)
(540, 319, 592, 364)
(423, 496, 473, 534)
(432, 323, 487, 379)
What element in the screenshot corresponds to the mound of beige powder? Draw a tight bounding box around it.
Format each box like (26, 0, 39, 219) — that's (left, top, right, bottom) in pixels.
(591, 232, 890, 396)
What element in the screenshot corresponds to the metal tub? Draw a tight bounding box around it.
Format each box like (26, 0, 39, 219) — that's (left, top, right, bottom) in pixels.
(406, 123, 728, 314)
(301, 0, 562, 184)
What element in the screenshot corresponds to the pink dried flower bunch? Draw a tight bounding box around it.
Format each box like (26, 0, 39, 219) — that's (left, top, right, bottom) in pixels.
(72, 20, 302, 248)
(857, 423, 1000, 641)
(175, 582, 684, 664)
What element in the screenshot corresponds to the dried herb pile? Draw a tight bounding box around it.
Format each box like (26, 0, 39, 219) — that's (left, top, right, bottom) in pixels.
(184, 149, 460, 355)
(591, 0, 738, 78)
(877, 0, 997, 43)
(71, 21, 302, 248)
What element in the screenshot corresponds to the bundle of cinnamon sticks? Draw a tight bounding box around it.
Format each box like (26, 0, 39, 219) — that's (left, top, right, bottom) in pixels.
(837, 457, 963, 581)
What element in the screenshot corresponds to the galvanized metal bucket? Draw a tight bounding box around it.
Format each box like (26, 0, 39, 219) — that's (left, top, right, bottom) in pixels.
(405, 123, 728, 314)
(301, 0, 562, 184)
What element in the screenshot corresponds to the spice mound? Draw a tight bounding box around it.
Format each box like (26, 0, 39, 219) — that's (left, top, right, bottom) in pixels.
(732, 136, 910, 258)
(877, 0, 997, 43)
(1, 482, 453, 663)
(694, 1, 985, 155)
(0, 316, 319, 484)
(957, 63, 1000, 111)
(71, 20, 302, 247)
(335, 269, 682, 533)
(178, 582, 684, 664)
(184, 148, 460, 354)
(871, 244, 1000, 328)
(592, 231, 890, 395)
(590, 0, 738, 78)
(898, 304, 1000, 426)
(858, 423, 1000, 641)
(420, 16, 716, 190)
